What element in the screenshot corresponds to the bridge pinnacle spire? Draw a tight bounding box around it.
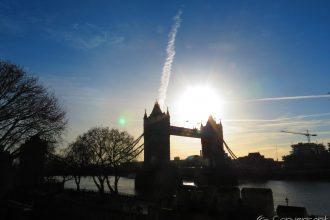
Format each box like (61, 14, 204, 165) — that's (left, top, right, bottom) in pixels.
(150, 100, 163, 116)
(144, 109, 147, 119)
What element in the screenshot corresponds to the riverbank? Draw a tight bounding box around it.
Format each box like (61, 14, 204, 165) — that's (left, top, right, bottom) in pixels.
(63, 177, 330, 216)
(1, 188, 156, 220)
(3, 183, 326, 220)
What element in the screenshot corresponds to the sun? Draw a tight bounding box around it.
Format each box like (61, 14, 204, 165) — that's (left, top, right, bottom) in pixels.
(174, 85, 225, 127)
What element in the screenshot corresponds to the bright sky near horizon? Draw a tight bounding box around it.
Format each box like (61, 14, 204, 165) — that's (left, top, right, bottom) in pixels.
(1, 0, 330, 160)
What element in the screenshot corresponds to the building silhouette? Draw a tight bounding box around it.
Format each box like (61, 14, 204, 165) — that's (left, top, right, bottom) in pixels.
(283, 142, 330, 170)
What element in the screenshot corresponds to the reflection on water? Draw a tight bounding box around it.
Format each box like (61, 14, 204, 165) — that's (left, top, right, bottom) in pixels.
(65, 178, 330, 216)
(65, 176, 136, 195)
(182, 180, 196, 186)
(240, 180, 330, 216)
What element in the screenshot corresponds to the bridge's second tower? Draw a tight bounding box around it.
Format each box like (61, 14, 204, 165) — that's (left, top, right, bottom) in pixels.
(201, 116, 225, 168)
(143, 101, 170, 168)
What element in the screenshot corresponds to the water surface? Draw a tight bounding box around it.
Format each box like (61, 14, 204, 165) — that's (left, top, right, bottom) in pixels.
(65, 178, 330, 216)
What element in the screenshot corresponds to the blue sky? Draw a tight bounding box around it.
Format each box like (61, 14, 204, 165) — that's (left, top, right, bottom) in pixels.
(1, 0, 330, 159)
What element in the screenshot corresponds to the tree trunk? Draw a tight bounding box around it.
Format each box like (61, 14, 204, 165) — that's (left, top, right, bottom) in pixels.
(62, 176, 66, 186)
(114, 175, 120, 195)
(74, 175, 81, 191)
(105, 176, 114, 194)
(92, 175, 104, 195)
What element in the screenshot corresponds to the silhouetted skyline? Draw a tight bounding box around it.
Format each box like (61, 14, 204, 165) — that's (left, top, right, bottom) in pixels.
(1, 0, 330, 159)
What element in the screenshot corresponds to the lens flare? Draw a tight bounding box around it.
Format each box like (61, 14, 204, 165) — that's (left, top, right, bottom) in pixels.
(118, 117, 126, 126)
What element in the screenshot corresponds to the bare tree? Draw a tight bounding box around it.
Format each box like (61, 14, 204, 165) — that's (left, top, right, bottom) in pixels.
(77, 127, 141, 195)
(0, 61, 67, 158)
(105, 129, 141, 194)
(79, 127, 109, 195)
(64, 138, 90, 191)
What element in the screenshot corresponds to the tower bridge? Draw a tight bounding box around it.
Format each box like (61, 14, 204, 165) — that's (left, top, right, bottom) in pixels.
(143, 101, 225, 169)
(135, 101, 237, 193)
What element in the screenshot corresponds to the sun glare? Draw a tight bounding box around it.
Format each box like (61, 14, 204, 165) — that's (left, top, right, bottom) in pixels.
(174, 85, 225, 127)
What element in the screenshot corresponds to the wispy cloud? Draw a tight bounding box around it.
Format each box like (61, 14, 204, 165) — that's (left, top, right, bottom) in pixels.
(224, 112, 330, 123)
(0, 15, 24, 33)
(109, 36, 125, 45)
(243, 94, 330, 102)
(208, 42, 237, 52)
(0, 9, 125, 50)
(223, 112, 330, 157)
(41, 75, 110, 105)
(44, 23, 124, 50)
(225, 113, 330, 133)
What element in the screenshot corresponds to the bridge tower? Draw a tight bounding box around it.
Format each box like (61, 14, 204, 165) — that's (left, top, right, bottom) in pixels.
(201, 116, 225, 168)
(143, 101, 170, 168)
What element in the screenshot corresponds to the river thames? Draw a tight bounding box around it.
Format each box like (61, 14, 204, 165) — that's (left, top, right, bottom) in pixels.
(65, 177, 330, 216)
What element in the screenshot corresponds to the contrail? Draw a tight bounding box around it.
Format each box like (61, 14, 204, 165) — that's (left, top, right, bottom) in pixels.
(224, 112, 330, 122)
(244, 94, 330, 102)
(158, 10, 182, 109)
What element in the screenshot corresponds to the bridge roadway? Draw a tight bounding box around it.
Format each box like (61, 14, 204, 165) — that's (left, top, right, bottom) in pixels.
(170, 126, 201, 138)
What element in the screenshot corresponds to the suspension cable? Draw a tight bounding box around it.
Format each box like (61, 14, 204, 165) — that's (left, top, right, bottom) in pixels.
(223, 140, 238, 160)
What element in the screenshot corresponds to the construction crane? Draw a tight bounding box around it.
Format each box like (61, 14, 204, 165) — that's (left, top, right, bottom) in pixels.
(280, 130, 317, 143)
